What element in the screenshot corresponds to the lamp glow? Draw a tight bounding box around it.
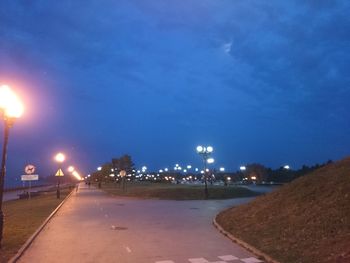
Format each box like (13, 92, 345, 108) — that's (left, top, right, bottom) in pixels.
(196, 146, 203, 153)
(55, 153, 65, 163)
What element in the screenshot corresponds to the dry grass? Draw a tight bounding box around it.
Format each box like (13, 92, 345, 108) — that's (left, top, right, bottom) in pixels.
(0, 188, 71, 262)
(216, 157, 350, 263)
(101, 182, 259, 200)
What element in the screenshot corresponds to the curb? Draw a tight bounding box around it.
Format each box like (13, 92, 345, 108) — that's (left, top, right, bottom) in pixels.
(213, 216, 280, 263)
(9, 189, 75, 263)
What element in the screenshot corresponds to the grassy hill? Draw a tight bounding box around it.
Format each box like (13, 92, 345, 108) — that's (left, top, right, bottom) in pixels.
(216, 157, 350, 263)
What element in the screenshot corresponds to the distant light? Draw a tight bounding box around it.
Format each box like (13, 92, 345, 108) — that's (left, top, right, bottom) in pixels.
(97, 166, 102, 171)
(207, 158, 214, 164)
(219, 167, 225, 172)
(55, 153, 65, 163)
(196, 146, 204, 153)
(178, 166, 182, 170)
(72, 171, 82, 181)
(187, 165, 192, 169)
(240, 166, 246, 171)
(68, 166, 75, 173)
(227, 177, 231, 181)
(159, 169, 163, 173)
(195, 168, 199, 172)
(142, 166, 147, 171)
(284, 165, 290, 170)
(251, 176, 257, 180)
(109, 174, 115, 177)
(164, 168, 168, 172)
(206, 146, 213, 153)
(87, 174, 91, 177)
(200, 170, 204, 174)
(205, 168, 209, 172)
(111, 168, 114, 172)
(183, 169, 187, 173)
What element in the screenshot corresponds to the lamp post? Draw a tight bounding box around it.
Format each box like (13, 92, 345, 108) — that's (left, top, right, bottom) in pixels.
(196, 145, 214, 199)
(0, 85, 24, 248)
(54, 152, 65, 199)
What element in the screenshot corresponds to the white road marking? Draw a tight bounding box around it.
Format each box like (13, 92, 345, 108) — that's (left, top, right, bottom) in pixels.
(218, 255, 239, 261)
(125, 246, 132, 253)
(241, 257, 263, 263)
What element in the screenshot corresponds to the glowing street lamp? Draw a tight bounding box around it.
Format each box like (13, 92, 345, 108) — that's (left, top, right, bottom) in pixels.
(219, 167, 225, 172)
(54, 152, 65, 199)
(207, 158, 215, 164)
(68, 166, 75, 173)
(284, 165, 290, 170)
(0, 84, 24, 247)
(97, 166, 102, 171)
(196, 145, 214, 199)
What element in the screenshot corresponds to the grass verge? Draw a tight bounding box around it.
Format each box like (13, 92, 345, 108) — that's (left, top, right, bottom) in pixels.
(216, 157, 350, 263)
(100, 182, 259, 200)
(0, 188, 72, 262)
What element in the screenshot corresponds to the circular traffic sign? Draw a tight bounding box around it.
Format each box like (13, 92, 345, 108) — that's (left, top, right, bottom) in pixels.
(25, 164, 36, 175)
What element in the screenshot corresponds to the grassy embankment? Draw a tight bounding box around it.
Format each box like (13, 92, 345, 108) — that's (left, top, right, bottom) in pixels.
(0, 187, 72, 262)
(216, 157, 350, 263)
(100, 182, 259, 200)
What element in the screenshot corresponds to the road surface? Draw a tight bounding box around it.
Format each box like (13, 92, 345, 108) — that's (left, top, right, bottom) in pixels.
(18, 183, 263, 263)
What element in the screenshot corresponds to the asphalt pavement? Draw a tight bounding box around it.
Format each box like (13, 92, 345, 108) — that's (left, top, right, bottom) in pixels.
(17, 183, 263, 263)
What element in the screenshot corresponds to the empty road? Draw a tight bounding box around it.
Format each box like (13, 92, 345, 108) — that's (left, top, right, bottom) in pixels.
(18, 183, 263, 263)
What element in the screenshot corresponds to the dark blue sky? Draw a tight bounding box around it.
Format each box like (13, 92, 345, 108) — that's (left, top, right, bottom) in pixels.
(0, 0, 350, 181)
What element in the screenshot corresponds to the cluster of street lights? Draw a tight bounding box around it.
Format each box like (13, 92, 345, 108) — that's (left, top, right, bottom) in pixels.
(0, 84, 24, 247)
(196, 145, 214, 199)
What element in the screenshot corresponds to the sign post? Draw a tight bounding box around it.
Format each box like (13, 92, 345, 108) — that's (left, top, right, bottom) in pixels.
(23, 164, 37, 199)
(55, 168, 64, 199)
(120, 170, 127, 192)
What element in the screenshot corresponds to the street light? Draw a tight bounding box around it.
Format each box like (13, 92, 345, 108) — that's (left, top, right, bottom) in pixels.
(196, 145, 214, 199)
(0, 84, 24, 247)
(54, 152, 65, 199)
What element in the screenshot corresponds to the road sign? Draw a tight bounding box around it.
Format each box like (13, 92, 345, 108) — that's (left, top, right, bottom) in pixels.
(120, 170, 126, 177)
(21, 174, 39, 181)
(25, 164, 36, 175)
(55, 168, 64, 177)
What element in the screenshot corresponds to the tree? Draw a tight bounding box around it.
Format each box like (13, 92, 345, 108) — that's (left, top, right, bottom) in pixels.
(112, 154, 134, 175)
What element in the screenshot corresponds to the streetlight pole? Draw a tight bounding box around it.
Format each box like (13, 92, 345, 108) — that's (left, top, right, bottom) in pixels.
(55, 153, 65, 199)
(0, 84, 24, 248)
(196, 145, 214, 199)
(0, 119, 12, 248)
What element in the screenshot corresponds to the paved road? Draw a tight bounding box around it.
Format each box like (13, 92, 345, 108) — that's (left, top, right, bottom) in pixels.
(18, 183, 263, 263)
